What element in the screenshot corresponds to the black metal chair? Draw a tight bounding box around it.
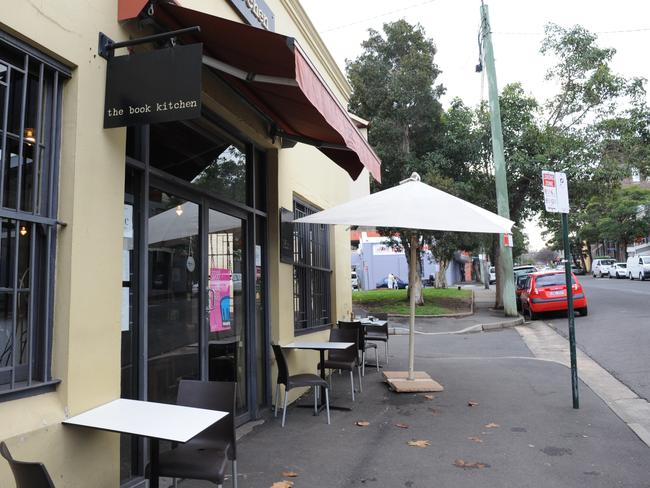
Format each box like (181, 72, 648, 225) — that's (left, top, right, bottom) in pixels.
(151, 380, 238, 488)
(319, 328, 362, 400)
(0, 441, 56, 488)
(272, 344, 330, 427)
(339, 320, 378, 376)
(365, 313, 390, 365)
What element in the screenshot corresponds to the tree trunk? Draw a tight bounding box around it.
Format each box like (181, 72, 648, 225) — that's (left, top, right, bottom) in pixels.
(435, 258, 449, 288)
(404, 233, 424, 305)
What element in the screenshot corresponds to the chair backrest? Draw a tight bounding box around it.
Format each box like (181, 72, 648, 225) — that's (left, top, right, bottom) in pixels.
(0, 441, 56, 488)
(271, 344, 289, 386)
(328, 328, 358, 362)
(176, 380, 237, 458)
(338, 321, 363, 352)
(373, 313, 389, 321)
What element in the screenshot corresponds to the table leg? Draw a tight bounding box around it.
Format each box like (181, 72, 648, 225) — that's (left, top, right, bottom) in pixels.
(149, 438, 159, 488)
(319, 350, 326, 411)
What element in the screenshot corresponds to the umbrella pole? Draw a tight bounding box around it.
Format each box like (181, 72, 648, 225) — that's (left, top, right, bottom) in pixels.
(408, 234, 417, 381)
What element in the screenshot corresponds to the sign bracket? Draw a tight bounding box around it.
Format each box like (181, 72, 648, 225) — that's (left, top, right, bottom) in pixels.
(98, 26, 201, 59)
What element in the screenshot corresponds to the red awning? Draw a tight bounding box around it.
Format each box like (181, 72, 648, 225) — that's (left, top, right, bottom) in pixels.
(152, 4, 381, 182)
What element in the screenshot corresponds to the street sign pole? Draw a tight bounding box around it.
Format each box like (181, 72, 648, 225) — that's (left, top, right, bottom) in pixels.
(543, 170, 579, 409)
(562, 212, 579, 409)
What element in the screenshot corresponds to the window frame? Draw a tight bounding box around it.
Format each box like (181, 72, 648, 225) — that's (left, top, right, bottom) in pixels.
(0, 31, 68, 400)
(292, 197, 332, 334)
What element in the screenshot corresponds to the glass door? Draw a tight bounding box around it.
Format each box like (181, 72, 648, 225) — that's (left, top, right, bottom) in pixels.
(206, 208, 247, 415)
(147, 187, 201, 404)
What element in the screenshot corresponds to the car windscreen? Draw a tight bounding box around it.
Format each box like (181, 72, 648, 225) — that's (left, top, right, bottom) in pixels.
(601, 260, 615, 265)
(619, 263, 627, 268)
(535, 274, 575, 287)
(642, 257, 650, 264)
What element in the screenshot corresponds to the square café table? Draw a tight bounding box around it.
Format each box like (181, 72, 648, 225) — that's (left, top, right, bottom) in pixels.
(63, 398, 228, 488)
(283, 341, 355, 412)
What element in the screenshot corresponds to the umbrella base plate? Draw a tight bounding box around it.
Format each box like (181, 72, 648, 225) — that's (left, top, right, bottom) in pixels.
(383, 371, 444, 392)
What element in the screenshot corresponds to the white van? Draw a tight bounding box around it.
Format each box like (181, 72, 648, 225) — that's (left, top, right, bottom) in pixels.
(592, 258, 615, 278)
(626, 255, 650, 280)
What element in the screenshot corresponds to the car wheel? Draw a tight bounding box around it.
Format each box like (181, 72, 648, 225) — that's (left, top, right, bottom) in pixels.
(527, 306, 537, 321)
(640, 273, 645, 281)
(630, 273, 634, 280)
(578, 307, 588, 316)
(608, 273, 612, 279)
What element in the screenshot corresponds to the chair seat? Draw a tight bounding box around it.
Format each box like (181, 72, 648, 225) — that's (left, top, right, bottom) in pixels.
(364, 341, 378, 349)
(182, 437, 233, 459)
(287, 373, 328, 389)
(365, 333, 388, 342)
(319, 359, 355, 370)
(157, 445, 228, 484)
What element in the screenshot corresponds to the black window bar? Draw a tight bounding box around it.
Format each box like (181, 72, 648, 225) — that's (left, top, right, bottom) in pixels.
(292, 199, 331, 332)
(0, 31, 67, 396)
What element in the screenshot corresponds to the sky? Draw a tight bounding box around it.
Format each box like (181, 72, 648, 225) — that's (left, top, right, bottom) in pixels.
(300, 0, 650, 250)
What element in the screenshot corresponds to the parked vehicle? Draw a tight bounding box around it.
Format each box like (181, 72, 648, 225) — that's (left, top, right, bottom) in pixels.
(513, 265, 538, 278)
(488, 266, 496, 284)
(515, 274, 529, 310)
(571, 264, 586, 275)
(376, 275, 407, 289)
(608, 262, 627, 279)
(351, 270, 359, 290)
(519, 271, 588, 320)
(592, 258, 616, 278)
(626, 255, 650, 280)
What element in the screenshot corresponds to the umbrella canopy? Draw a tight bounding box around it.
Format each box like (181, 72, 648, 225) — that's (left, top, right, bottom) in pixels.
(293, 173, 514, 381)
(293, 174, 513, 234)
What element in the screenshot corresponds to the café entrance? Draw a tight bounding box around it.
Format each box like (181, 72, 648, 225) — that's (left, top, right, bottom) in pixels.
(120, 115, 268, 484)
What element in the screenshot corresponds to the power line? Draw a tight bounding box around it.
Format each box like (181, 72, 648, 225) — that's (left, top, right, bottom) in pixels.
(494, 27, 650, 36)
(320, 0, 439, 33)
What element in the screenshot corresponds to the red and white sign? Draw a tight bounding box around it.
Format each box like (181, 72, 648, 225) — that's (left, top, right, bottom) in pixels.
(542, 171, 570, 213)
(503, 233, 514, 247)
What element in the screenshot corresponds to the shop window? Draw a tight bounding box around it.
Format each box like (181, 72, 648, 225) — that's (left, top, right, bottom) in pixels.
(149, 120, 249, 205)
(0, 33, 66, 397)
(293, 199, 331, 332)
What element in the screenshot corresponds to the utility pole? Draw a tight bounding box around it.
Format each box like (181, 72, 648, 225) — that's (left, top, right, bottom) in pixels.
(480, 2, 517, 317)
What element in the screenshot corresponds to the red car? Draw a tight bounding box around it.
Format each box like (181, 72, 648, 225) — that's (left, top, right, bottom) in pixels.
(519, 271, 588, 320)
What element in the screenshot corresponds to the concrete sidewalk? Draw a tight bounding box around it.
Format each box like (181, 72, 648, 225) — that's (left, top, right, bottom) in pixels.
(180, 325, 650, 488)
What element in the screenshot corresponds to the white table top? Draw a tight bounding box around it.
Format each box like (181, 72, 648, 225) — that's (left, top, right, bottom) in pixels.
(361, 319, 388, 327)
(63, 398, 228, 443)
(283, 341, 354, 350)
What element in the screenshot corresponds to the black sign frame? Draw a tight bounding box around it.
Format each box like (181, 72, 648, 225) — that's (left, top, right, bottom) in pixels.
(104, 43, 202, 128)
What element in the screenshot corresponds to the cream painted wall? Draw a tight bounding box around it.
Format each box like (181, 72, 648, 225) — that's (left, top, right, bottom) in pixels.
(0, 1, 128, 486)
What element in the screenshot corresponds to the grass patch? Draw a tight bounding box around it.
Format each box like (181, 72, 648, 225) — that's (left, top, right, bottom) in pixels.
(352, 288, 472, 315)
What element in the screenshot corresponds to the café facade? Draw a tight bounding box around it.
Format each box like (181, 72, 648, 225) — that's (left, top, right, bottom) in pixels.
(0, 0, 380, 486)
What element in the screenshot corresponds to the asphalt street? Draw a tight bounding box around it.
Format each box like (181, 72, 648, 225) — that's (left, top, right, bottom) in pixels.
(539, 274, 650, 402)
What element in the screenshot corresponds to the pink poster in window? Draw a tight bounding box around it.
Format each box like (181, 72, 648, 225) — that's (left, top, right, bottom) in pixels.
(210, 268, 232, 332)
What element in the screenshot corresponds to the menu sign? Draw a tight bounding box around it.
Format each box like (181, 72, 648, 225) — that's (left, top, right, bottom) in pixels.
(104, 44, 202, 128)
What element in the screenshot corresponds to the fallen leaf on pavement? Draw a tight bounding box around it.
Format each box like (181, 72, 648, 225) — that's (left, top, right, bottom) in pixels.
(423, 394, 435, 400)
(429, 408, 440, 415)
(468, 401, 479, 407)
(484, 422, 500, 428)
(281, 471, 298, 478)
(394, 423, 409, 429)
(271, 481, 294, 488)
(454, 459, 488, 469)
(407, 440, 431, 448)
(468, 436, 483, 443)
(356, 421, 370, 427)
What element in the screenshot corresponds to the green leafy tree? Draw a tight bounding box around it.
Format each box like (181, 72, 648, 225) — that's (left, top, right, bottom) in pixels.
(347, 20, 446, 304)
(582, 186, 650, 254)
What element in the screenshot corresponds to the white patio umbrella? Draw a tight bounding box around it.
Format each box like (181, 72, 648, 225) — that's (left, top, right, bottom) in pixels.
(293, 173, 514, 388)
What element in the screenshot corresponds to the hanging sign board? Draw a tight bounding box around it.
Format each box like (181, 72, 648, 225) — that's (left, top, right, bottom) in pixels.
(104, 44, 202, 128)
(279, 207, 294, 264)
(542, 170, 570, 214)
